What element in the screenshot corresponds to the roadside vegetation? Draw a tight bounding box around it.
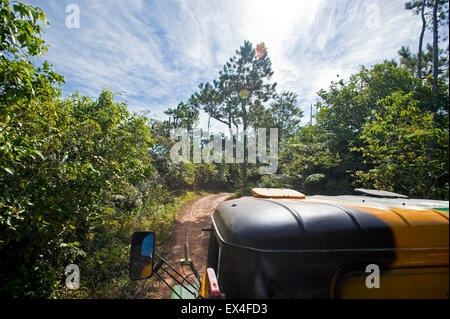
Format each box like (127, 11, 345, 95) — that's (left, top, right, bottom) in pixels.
(0, 0, 448, 298)
(56, 191, 202, 299)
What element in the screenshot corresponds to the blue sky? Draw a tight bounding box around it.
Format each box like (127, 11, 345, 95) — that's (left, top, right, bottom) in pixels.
(27, 0, 431, 129)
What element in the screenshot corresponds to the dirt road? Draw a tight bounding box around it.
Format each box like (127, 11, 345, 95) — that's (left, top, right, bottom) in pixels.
(155, 193, 233, 298)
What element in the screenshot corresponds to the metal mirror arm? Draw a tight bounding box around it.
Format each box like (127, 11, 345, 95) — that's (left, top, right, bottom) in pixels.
(187, 260, 201, 284)
(180, 231, 202, 285)
(153, 252, 198, 298)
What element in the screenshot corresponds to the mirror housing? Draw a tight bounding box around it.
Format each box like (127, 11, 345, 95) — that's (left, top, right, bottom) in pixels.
(130, 231, 155, 280)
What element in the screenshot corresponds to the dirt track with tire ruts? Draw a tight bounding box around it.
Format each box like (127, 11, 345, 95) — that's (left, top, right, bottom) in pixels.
(154, 193, 233, 298)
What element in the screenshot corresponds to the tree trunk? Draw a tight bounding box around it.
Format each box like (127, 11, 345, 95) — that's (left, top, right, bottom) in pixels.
(241, 122, 248, 191)
(241, 103, 248, 191)
(426, 0, 440, 197)
(418, 2, 426, 78)
(432, 0, 439, 100)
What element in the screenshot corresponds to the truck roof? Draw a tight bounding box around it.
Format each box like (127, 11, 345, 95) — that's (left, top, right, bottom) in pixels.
(211, 195, 449, 254)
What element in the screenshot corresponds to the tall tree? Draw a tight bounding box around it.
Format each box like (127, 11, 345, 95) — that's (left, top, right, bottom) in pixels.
(419, 1, 427, 78)
(267, 91, 303, 143)
(190, 81, 236, 136)
(430, 0, 449, 96)
(428, 0, 447, 174)
(404, 0, 449, 84)
(193, 41, 276, 189)
(219, 41, 276, 187)
(398, 43, 448, 80)
(398, 46, 419, 77)
(405, 0, 429, 78)
(164, 101, 199, 131)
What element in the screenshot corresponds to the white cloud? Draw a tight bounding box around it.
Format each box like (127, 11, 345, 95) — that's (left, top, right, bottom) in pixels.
(28, 0, 430, 125)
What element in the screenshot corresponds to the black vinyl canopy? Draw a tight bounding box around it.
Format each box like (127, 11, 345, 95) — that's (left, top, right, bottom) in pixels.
(211, 197, 395, 252)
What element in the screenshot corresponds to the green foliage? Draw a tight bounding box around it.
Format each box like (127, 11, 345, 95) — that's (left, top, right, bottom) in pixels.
(353, 91, 448, 198)
(398, 44, 449, 79)
(0, 0, 449, 299)
(266, 91, 303, 142)
(0, 3, 166, 297)
(164, 101, 199, 131)
(1, 0, 48, 57)
(172, 43, 448, 200)
(57, 191, 202, 299)
(309, 60, 448, 197)
(191, 41, 277, 134)
(0, 87, 156, 297)
(192, 41, 300, 189)
(275, 125, 350, 195)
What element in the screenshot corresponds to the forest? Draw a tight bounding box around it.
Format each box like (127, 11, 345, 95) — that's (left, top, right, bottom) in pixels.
(0, 0, 448, 298)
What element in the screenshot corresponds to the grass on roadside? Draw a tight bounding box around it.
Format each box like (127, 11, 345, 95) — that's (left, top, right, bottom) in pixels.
(56, 191, 205, 299)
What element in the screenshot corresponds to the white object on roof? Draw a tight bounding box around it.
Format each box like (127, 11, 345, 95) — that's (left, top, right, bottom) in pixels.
(251, 188, 306, 199)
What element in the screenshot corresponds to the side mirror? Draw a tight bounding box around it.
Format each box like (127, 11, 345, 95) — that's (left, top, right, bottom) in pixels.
(130, 231, 155, 280)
